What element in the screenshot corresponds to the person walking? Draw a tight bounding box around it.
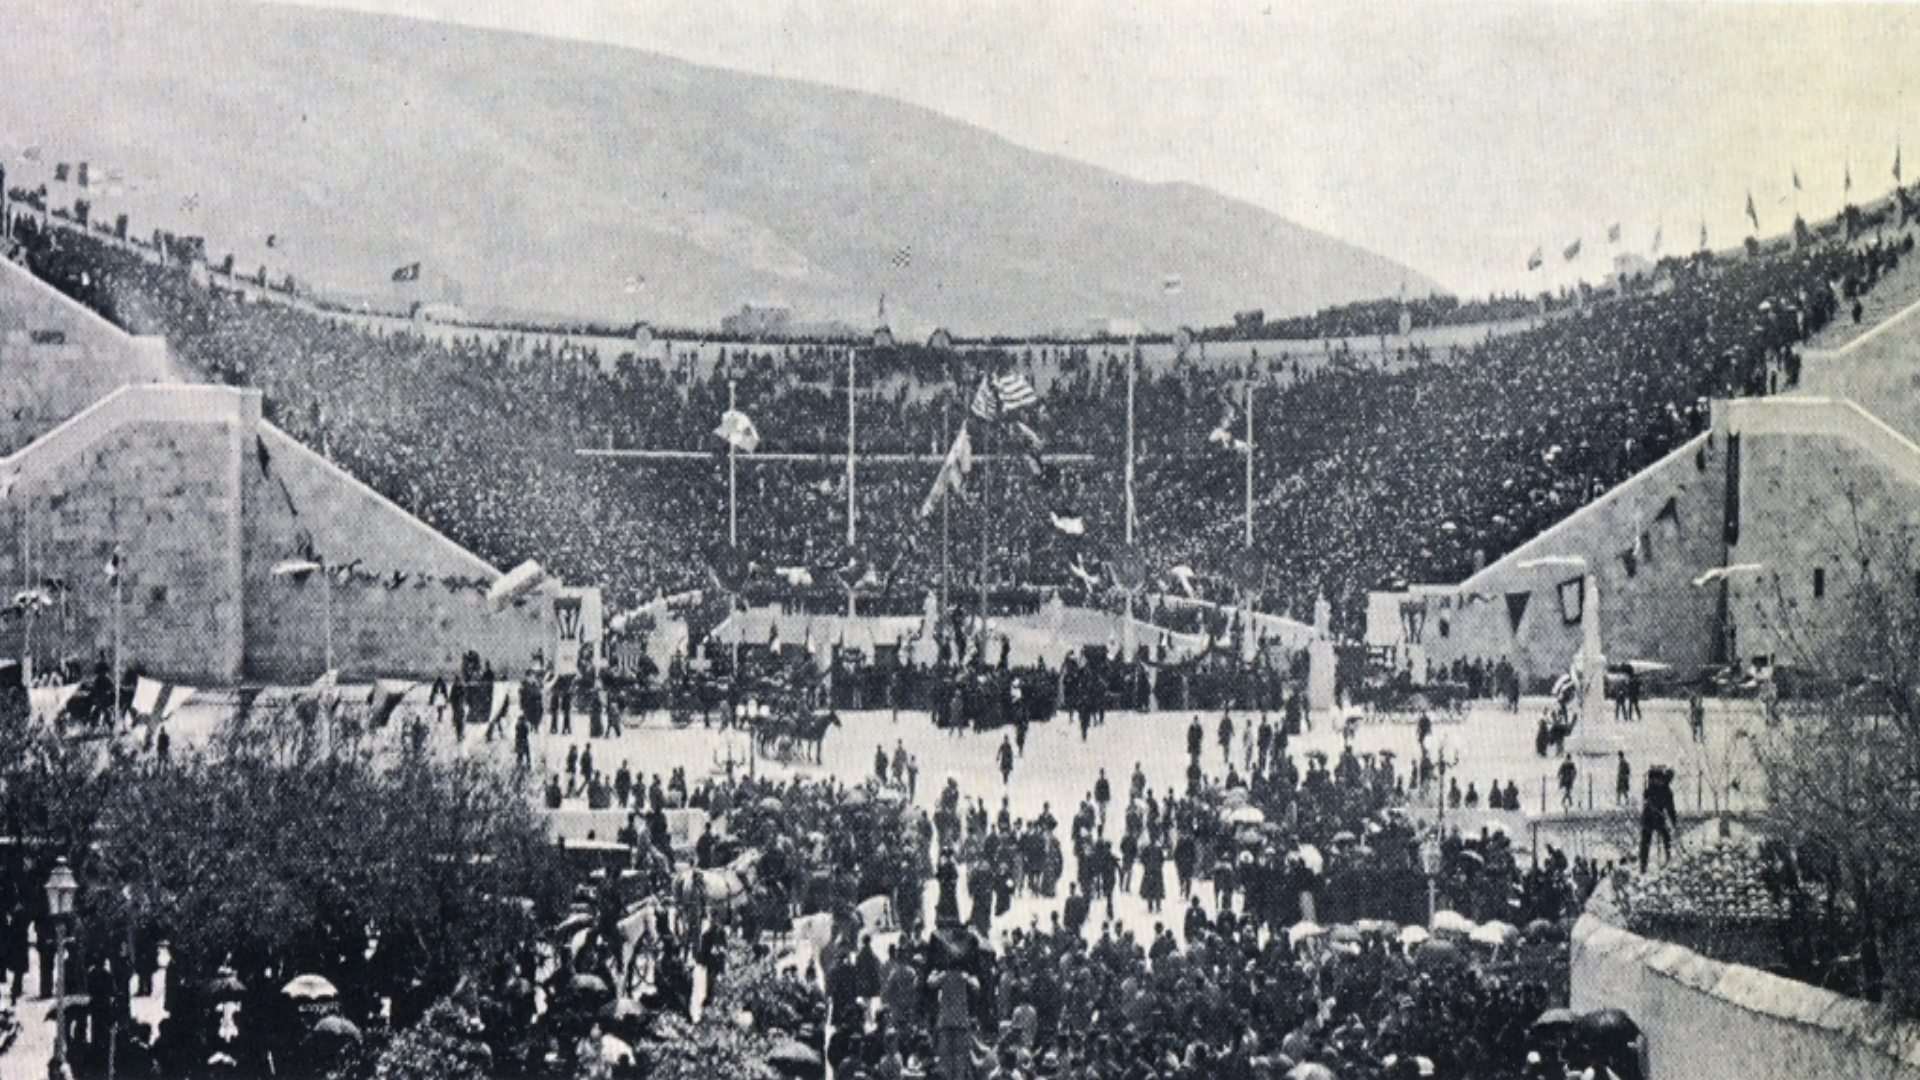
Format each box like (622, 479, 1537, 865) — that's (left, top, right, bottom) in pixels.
(1615, 751, 1632, 807)
(1558, 754, 1578, 811)
(1139, 836, 1167, 914)
(1640, 766, 1679, 872)
(997, 735, 1015, 786)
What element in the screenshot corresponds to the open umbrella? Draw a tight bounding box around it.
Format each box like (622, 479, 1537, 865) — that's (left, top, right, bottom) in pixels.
(282, 974, 339, 1002)
(1398, 925, 1430, 947)
(1287, 920, 1326, 946)
(1220, 788, 1251, 808)
(569, 973, 613, 1005)
(1225, 806, 1267, 826)
(1287, 1064, 1339, 1080)
(600, 1033, 636, 1067)
(1432, 910, 1476, 936)
(1329, 830, 1358, 845)
(758, 796, 784, 812)
(205, 969, 246, 1001)
(1293, 845, 1324, 874)
(1470, 921, 1519, 947)
(1531, 1007, 1578, 1032)
(1577, 1008, 1641, 1043)
(767, 1035, 823, 1074)
(310, 1015, 362, 1042)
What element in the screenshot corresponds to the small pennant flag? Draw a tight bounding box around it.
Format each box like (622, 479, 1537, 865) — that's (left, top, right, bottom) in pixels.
(890, 245, 912, 269)
(1792, 167, 1802, 192)
(1161, 274, 1184, 295)
(713, 408, 760, 452)
(1650, 224, 1663, 254)
(1606, 223, 1622, 243)
(1562, 238, 1582, 262)
(391, 261, 421, 283)
(1745, 190, 1759, 231)
(266, 234, 279, 249)
(1525, 246, 1544, 271)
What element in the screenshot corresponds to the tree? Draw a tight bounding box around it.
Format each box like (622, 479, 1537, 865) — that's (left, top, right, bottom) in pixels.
(76, 706, 568, 1056)
(1743, 486, 1920, 1012)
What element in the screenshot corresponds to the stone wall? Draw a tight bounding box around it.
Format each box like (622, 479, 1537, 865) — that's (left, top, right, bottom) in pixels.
(1572, 913, 1920, 1080)
(1379, 431, 1728, 683)
(240, 422, 554, 681)
(0, 256, 178, 455)
(0, 386, 247, 682)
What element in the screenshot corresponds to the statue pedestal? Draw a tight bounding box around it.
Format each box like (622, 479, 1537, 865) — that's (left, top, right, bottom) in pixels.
(1307, 639, 1337, 713)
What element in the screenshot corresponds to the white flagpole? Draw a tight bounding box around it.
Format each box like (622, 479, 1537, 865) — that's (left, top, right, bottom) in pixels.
(1244, 379, 1255, 549)
(847, 348, 857, 620)
(728, 378, 739, 549)
(1124, 339, 1138, 661)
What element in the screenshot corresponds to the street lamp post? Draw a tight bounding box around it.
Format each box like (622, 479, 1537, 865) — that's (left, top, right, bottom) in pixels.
(45, 857, 77, 1078)
(1418, 836, 1441, 926)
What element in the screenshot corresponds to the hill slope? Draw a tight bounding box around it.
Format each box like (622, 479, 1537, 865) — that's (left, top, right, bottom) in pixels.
(0, 0, 1436, 333)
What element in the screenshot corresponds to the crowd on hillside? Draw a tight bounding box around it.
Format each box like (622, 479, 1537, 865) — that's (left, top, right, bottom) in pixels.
(7, 215, 1904, 638)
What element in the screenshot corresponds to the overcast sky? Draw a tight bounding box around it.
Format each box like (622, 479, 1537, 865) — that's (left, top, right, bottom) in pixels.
(273, 0, 1917, 297)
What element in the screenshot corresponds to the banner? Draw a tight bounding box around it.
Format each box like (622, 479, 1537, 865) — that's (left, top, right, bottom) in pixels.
(1558, 576, 1585, 625)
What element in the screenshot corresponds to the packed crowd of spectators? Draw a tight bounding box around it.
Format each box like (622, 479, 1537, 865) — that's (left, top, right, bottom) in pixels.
(7, 214, 1903, 640)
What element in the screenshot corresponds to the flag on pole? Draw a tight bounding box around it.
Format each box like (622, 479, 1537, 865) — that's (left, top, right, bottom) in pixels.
(1650, 225, 1663, 254)
(918, 423, 974, 519)
(1745, 191, 1759, 231)
(1562, 238, 1582, 262)
(1896, 143, 1904, 184)
(969, 375, 1000, 422)
(713, 409, 761, 453)
(1792, 167, 1802, 192)
(1161, 274, 1184, 295)
(1606, 223, 1622, 243)
(1049, 510, 1086, 536)
(993, 371, 1038, 414)
(1525, 246, 1544, 271)
(1699, 220, 1709, 250)
(1845, 160, 1853, 196)
(391, 261, 421, 283)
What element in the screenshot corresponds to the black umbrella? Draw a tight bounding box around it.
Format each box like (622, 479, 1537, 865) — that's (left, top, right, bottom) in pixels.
(1577, 1007, 1641, 1043)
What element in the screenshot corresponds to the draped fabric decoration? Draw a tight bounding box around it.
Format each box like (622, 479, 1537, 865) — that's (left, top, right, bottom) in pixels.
(1505, 592, 1531, 635)
(1557, 576, 1585, 625)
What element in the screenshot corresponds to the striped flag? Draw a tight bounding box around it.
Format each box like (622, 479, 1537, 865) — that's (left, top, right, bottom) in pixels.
(992, 371, 1038, 414)
(1745, 191, 1759, 231)
(969, 375, 1000, 422)
(891, 245, 912, 269)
